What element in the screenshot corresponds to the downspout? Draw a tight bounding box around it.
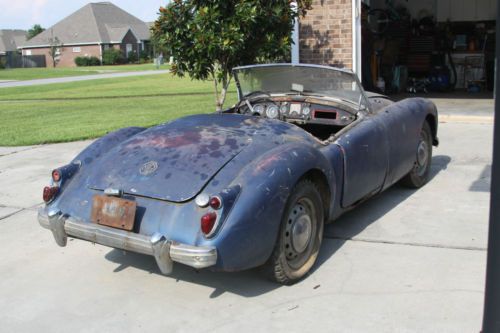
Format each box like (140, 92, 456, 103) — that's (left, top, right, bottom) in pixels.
(291, 1, 299, 64)
(352, 0, 362, 80)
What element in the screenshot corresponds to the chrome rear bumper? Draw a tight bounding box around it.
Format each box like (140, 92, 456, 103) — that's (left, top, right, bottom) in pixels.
(38, 209, 217, 274)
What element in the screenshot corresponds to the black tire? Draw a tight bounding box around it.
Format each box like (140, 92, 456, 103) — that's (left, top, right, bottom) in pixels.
(400, 122, 433, 188)
(263, 180, 324, 285)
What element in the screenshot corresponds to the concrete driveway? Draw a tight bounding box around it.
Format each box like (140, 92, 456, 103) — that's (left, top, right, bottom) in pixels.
(0, 70, 169, 88)
(0, 114, 492, 332)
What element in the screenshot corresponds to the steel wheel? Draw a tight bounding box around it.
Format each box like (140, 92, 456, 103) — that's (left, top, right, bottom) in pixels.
(401, 122, 433, 188)
(263, 180, 324, 285)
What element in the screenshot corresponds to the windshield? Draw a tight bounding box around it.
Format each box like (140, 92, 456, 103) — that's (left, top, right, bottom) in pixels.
(233, 65, 367, 108)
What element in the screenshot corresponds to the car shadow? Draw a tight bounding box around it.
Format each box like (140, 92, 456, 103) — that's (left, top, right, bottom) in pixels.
(104, 155, 451, 297)
(314, 154, 451, 270)
(104, 249, 281, 297)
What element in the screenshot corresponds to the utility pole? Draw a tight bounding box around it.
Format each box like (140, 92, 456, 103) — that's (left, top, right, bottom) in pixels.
(481, 2, 500, 332)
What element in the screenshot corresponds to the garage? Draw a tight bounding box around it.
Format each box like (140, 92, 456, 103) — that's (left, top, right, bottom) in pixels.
(360, 0, 496, 97)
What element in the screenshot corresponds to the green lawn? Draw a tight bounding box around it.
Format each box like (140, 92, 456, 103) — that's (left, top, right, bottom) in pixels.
(0, 63, 170, 81)
(0, 73, 238, 146)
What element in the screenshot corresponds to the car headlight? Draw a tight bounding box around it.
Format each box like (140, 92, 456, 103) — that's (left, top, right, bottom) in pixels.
(253, 104, 265, 114)
(266, 105, 279, 119)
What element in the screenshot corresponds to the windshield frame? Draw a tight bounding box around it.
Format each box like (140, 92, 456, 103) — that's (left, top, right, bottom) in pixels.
(232, 63, 372, 113)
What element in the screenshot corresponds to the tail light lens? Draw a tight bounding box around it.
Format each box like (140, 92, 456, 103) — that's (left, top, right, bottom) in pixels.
(209, 196, 222, 210)
(52, 169, 61, 182)
(201, 212, 217, 235)
(43, 186, 59, 203)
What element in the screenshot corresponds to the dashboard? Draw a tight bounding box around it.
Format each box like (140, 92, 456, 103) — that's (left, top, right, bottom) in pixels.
(236, 97, 357, 127)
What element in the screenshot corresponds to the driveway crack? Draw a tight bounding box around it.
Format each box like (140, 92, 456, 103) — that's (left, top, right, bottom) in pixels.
(326, 236, 486, 252)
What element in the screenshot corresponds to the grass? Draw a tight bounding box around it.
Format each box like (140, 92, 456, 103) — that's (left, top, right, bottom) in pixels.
(0, 73, 238, 146)
(0, 63, 170, 81)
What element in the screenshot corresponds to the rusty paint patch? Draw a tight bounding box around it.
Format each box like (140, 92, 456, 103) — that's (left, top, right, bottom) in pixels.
(91, 195, 137, 231)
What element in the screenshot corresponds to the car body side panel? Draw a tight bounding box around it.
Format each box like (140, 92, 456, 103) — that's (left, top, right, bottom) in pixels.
(201, 142, 335, 271)
(375, 98, 438, 188)
(336, 116, 389, 207)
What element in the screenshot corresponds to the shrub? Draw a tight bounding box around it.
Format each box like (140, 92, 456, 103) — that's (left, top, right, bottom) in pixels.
(102, 48, 125, 65)
(75, 56, 101, 66)
(127, 50, 138, 63)
(88, 56, 100, 66)
(139, 50, 150, 62)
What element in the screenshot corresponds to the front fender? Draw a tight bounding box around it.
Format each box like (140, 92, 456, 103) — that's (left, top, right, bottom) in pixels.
(208, 142, 334, 271)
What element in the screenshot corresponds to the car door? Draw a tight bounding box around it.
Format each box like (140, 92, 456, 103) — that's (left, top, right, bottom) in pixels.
(336, 114, 390, 208)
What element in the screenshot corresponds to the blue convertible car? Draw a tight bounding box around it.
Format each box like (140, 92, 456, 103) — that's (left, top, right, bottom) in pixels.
(39, 64, 438, 284)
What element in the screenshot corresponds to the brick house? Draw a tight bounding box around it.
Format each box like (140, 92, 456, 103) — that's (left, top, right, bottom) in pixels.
(299, 0, 359, 74)
(18, 2, 151, 67)
(299, 0, 354, 68)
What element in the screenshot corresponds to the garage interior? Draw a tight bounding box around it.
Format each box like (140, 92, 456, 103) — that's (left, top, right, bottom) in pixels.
(361, 0, 496, 99)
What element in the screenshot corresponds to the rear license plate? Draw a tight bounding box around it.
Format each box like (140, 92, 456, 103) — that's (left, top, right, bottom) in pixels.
(91, 195, 137, 231)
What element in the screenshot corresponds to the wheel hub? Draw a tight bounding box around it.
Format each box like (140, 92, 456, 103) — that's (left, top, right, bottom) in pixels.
(292, 215, 312, 253)
(285, 203, 313, 260)
(417, 140, 429, 167)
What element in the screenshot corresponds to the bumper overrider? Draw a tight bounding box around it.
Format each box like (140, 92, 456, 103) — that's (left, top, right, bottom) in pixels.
(38, 208, 217, 274)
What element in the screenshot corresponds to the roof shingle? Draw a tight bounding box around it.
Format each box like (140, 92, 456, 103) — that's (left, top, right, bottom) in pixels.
(20, 2, 150, 48)
(0, 30, 27, 53)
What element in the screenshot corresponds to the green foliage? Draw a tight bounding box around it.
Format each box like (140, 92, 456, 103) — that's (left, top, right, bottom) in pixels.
(75, 56, 101, 67)
(27, 24, 45, 40)
(139, 50, 150, 62)
(102, 48, 125, 65)
(127, 50, 138, 63)
(152, 0, 312, 110)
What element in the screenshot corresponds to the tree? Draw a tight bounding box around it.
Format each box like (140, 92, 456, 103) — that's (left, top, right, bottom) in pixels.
(48, 36, 62, 68)
(27, 24, 45, 40)
(152, 0, 312, 111)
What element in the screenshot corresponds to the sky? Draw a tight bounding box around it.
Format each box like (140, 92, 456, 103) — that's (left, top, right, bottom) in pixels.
(0, 0, 168, 30)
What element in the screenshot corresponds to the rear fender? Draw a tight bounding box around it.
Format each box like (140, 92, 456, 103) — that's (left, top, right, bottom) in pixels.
(209, 142, 334, 271)
(72, 127, 145, 167)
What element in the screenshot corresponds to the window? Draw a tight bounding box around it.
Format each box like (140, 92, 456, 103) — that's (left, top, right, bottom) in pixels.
(25, 50, 32, 56)
(72, 47, 81, 53)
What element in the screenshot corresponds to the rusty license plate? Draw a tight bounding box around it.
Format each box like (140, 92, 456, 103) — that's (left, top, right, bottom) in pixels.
(91, 195, 137, 231)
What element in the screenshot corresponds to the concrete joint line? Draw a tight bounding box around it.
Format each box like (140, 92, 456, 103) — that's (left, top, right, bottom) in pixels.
(326, 235, 487, 252)
(0, 208, 25, 221)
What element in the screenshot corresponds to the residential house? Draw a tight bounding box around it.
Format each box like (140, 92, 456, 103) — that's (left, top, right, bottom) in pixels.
(0, 30, 27, 66)
(18, 2, 151, 67)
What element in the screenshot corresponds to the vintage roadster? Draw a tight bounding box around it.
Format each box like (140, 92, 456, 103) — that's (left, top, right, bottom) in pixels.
(39, 64, 438, 284)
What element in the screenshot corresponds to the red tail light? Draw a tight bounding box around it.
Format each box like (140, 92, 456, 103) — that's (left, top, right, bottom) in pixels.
(52, 169, 61, 182)
(43, 186, 59, 203)
(209, 196, 222, 210)
(201, 212, 217, 235)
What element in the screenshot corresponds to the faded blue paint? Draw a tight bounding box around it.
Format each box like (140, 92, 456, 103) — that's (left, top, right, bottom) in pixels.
(43, 93, 438, 272)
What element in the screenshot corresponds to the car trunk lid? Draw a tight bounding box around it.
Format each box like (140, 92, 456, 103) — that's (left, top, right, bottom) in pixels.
(87, 116, 250, 202)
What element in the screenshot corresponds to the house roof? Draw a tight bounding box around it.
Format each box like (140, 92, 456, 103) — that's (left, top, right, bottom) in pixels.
(19, 2, 150, 48)
(0, 30, 27, 53)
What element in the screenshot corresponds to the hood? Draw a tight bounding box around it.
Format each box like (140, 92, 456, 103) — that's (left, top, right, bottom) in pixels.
(87, 115, 254, 202)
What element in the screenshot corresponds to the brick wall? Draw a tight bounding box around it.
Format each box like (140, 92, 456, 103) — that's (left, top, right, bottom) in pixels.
(23, 44, 101, 68)
(299, 0, 353, 69)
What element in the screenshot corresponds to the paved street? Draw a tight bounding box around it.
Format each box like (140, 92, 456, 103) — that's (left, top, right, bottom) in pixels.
(0, 70, 169, 88)
(0, 104, 493, 332)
